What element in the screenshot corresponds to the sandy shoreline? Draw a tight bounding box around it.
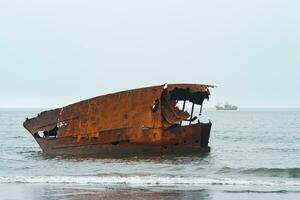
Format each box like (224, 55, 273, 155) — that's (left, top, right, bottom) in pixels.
(1, 183, 300, 200)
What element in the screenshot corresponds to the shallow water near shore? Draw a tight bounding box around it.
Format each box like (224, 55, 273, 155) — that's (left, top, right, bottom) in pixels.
(0, 108, 300, 199)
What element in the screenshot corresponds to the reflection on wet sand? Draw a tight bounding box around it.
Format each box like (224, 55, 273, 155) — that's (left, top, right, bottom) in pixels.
(49, 187, 211, 200)
(2, 184, 299, 200)
(0, 184, 211, 200)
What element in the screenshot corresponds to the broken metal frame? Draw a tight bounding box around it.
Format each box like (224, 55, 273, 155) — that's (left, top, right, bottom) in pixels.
(179, 100, 204, 126)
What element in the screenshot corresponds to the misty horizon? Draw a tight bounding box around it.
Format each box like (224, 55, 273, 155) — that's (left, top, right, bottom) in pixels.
(1, 1, 299, 108)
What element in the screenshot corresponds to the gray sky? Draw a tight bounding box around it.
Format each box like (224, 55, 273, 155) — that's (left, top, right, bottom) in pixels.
(0, 0, 299, 108)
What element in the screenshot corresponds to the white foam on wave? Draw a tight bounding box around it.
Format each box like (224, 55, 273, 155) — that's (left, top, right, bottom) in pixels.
(0, 175, 300, 187)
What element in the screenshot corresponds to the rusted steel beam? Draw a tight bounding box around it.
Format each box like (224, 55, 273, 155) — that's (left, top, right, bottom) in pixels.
(199, 103, 203, 116)
(180, 100, 186, 126)
(189, 103, 195, 125)
(182, 100, 186, 111)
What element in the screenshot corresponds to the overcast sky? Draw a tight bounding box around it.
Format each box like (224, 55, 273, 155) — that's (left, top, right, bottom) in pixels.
(0, 0, 299, 108)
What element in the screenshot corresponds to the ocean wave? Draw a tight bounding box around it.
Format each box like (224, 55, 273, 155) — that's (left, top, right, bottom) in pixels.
(0, 175, 299, 187)
(225, 190, 300, 194)
(240, 168, 300, 178)
(217, 167, 300, 178)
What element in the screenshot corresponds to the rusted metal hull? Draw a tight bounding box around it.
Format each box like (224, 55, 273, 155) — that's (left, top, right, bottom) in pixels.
(33, 123, 211, 156)
(24, 84, 214, 157)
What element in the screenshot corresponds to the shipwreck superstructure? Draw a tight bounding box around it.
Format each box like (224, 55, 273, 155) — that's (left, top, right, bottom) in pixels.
(23, 84, 214, 156)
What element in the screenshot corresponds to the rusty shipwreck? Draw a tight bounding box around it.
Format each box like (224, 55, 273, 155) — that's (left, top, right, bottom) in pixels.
(23, 84, 214, 156)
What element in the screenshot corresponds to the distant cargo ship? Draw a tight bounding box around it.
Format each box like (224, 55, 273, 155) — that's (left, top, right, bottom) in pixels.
(216, 104, 238, 110)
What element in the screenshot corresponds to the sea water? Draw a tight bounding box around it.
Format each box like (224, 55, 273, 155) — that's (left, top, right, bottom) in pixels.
(0, 108, 299, 200)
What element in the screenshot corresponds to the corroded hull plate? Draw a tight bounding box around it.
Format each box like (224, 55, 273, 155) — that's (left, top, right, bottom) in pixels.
(34, 123, 211, 157)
